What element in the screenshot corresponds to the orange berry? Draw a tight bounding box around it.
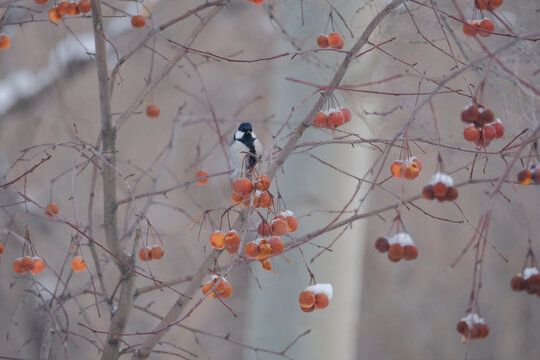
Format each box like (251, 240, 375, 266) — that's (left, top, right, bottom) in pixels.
(403, 245, 418, 260)
(251, 0, 265, 5)
(195, 170, 209, 185)
(463, 21, 478, 37)
(269, 236, 284, 255)
(0, 35, 11, 50)
(313, 112, 328, 128)
(317, 35, 329, 48)
(299, 290, 316, 308)
(527, 274, 540, 292)
(341, 108, 352, 123)
(327, 33, 343, 49)
(213, 278, 227, 294)
(492, 121, 504, 138)
(390, 161, 403, 178)
(483, 124, 497, 140)
(48, 7, 63, 22)
(271, 218, 288, 236)
(233, 178, 253, 195)
(202, 283, 212, 295)
(77, 0, 91, 13)
(411, 157, 422, 172)
(145, 104, 160, 118)
(231, 191, 250, 206)
(67, 3, 80, 16)
(57, 1, 69, 16)
(31, 257, 46, 274)
(260, 258, 272, 271)
(20, 256, 35, 272)
(477, 324, 489, 339)
(403, 162, 420, 180)
(245, 242, 260, 258)
(432, 182, 447, 197)
(375, 237, 389, 253)
(35, 0, 48, 4)
(139, 247, 152, 261)
(327, 110, 345, 128)
(150, 245, 164, 260)
(45, 203, 59, 217)
(131, 15, 146, 28)
(422, 185, 435, 200)
(253, 191, 272, 208)
(490, 0, 503, 8)
(517, 169, 532, 185)
(257, 221, 272, 236)
(463, 125, 481, 142)
(13, 258, 25, 274)
(257, 239, 272, 259)
(0, 242, 3, 254)
(285, 215, 298, 232)
(71, 256, 86, 272)
(221, 281, 233, 298)
(478, 19, 494, 37)
(300, 304, 315, 313)
(254, 174, 271, 191)
(314, 293, 329, 309)
(209, 231, 226, 250)
(388, 243, 403, 262)
(224, 231, 240, 249)
(475, 0, 489, 10)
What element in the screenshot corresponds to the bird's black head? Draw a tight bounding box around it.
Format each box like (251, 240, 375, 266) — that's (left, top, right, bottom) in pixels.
(238, 122, 252, 133)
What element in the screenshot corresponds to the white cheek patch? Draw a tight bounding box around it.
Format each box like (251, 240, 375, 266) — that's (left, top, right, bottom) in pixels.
(235, 130, 244, 140)
(251, 131, 257, 139)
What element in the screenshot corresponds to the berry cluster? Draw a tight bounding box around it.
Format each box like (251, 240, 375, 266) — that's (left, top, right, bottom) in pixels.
(298, 283, 333, 312)
(316, 33, 344, 49)
(202, 275, 233, 299)
(462, 19, 495, 37)
(375, 233, 418, 262)
(208, 230, 241, 254)
(244, 237, 284, 271)
(461, 104, 504, 147)
(517, 164, 540, 185)
(475, 0, 503, 10)
(390, 157, 422, 180)
(46, 1, 91, 22)
(456, 313, 490, 341)
(257, 211, 298, 237)
(510, 267, 540, 297)
(313, 108, 352, 129)
(422, 173, 458, 202)
(138, 245, 165, 261)
(0, 35, 10, 50)
(12, 256, 46, 275)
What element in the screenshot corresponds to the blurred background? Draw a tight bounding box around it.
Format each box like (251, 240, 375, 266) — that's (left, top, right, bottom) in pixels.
(0, 0, 539, 359)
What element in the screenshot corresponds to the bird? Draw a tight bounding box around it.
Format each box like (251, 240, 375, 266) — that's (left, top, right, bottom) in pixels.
(229, 122, 263, 177)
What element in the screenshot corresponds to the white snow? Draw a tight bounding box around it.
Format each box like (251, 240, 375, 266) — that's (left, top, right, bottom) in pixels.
(305, 283, 333, 300)
(523, 267, 539, 280)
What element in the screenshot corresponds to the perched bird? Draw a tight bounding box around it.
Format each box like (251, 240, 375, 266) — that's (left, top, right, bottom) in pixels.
(229, 122, 263, 177)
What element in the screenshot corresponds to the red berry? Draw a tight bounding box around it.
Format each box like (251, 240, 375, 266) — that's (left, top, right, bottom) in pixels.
(478, 19, 495, 37)
(483, 124, 497, 140)
(317, 35, 329, 48)
(463, 125, 481, 142)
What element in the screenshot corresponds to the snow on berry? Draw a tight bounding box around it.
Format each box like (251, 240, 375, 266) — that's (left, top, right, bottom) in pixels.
(299, 283, 333, 312)
(423, 172, 458, 202)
